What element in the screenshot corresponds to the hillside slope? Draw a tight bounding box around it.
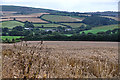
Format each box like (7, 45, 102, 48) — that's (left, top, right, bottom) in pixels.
(1, 5, 60, 14)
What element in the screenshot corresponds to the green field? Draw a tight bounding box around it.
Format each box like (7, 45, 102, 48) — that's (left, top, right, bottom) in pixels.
(61, 23, 86, 28)
(34, 23, 66, 27)
(80, 24, 118, 34)
(1, 21, 66, 28)
(1, 21, 24, 29)
(42, 15, 83, 22)
(2, 36, 23, 41)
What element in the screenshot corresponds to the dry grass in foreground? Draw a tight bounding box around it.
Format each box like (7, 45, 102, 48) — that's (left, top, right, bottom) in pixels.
(2, 41, 119, 78)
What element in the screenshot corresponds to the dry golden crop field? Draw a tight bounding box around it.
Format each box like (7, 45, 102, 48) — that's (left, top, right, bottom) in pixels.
(0, 18, 13, 22)
(101, 16, 118, 21)
(1, 11, 18, 16)
(1, 12, 49, 23)
(1, 41, 119, 78)
(15, 17, 47, 23)
(2, 12, 49, 18)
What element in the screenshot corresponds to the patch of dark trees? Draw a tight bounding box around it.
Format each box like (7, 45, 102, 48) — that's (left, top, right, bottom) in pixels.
(82, 16, 117, 27)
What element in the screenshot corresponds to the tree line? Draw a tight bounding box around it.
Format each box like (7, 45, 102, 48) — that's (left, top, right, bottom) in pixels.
(2, 20, 119, 42)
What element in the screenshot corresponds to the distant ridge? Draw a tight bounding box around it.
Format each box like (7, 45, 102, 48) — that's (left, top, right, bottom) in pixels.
(1, 5, 118, 17)
(1, 5, 60, 14)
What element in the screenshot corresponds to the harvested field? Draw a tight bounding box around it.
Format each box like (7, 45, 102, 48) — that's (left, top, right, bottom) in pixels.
(1, 12, 49, 23)
(2, 41, 119, 78)
(101, 16, 118, 21)
(4, 13, 49, 18)
(15, 17, 47, 23)
(1, 11, 18, 16)
(0, 18, 13, 22)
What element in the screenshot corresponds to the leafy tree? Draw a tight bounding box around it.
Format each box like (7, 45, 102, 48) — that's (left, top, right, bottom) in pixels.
(24, 21, 34, 28)
(78, 25, 85, 31)
(2, 32, 7, 36)
(111, 28, 119, 34)
(87, 32, 93, 35)
(97, 32, 105, 35)
(13, 18, 16, 20)
(85, 25, 92, 30)
(81, 32, 85, 35)
(2, 27, 9, 32)
(13, 26, 24, 31)
(12, 39, 15, 43)
(105, 30, 111, 34)
(9, 30, 24, 36)
(41, 25, 44, 28)
(5, 38, 9, 43)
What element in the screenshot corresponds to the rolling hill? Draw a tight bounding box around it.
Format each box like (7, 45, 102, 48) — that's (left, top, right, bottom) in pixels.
(1, 5, 119, 31)
(1, 5, 60, 14)
(1, 5, 119, 42)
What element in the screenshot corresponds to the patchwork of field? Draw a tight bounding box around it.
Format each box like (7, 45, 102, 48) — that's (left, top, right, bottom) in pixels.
(1, 11, 49, 23)
(1, 20, 65, 28)
(2, 41, 119, 78)
(61, 23, 86, 28)
(80, 24, 118, 34)
(42, 15, 84, 22)
(1, 21, 66, 28)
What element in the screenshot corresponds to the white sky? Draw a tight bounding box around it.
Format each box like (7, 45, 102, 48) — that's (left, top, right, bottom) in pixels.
(1, 0, 119, 12)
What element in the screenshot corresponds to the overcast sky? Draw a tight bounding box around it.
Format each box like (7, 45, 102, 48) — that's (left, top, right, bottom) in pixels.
(1, 0, 119, 12)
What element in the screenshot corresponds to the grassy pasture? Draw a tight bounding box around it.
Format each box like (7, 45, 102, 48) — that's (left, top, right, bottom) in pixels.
(2, 36, 23, 41)
(80, 24, 118, 34)
(42, 14, 84, 22)
(1, 21, 66, 28)
(1, 21, 24, 29)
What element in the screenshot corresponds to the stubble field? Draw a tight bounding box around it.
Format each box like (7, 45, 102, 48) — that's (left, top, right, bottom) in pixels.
(2, 41, 119, 78)
(1, 12, 49, 23)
